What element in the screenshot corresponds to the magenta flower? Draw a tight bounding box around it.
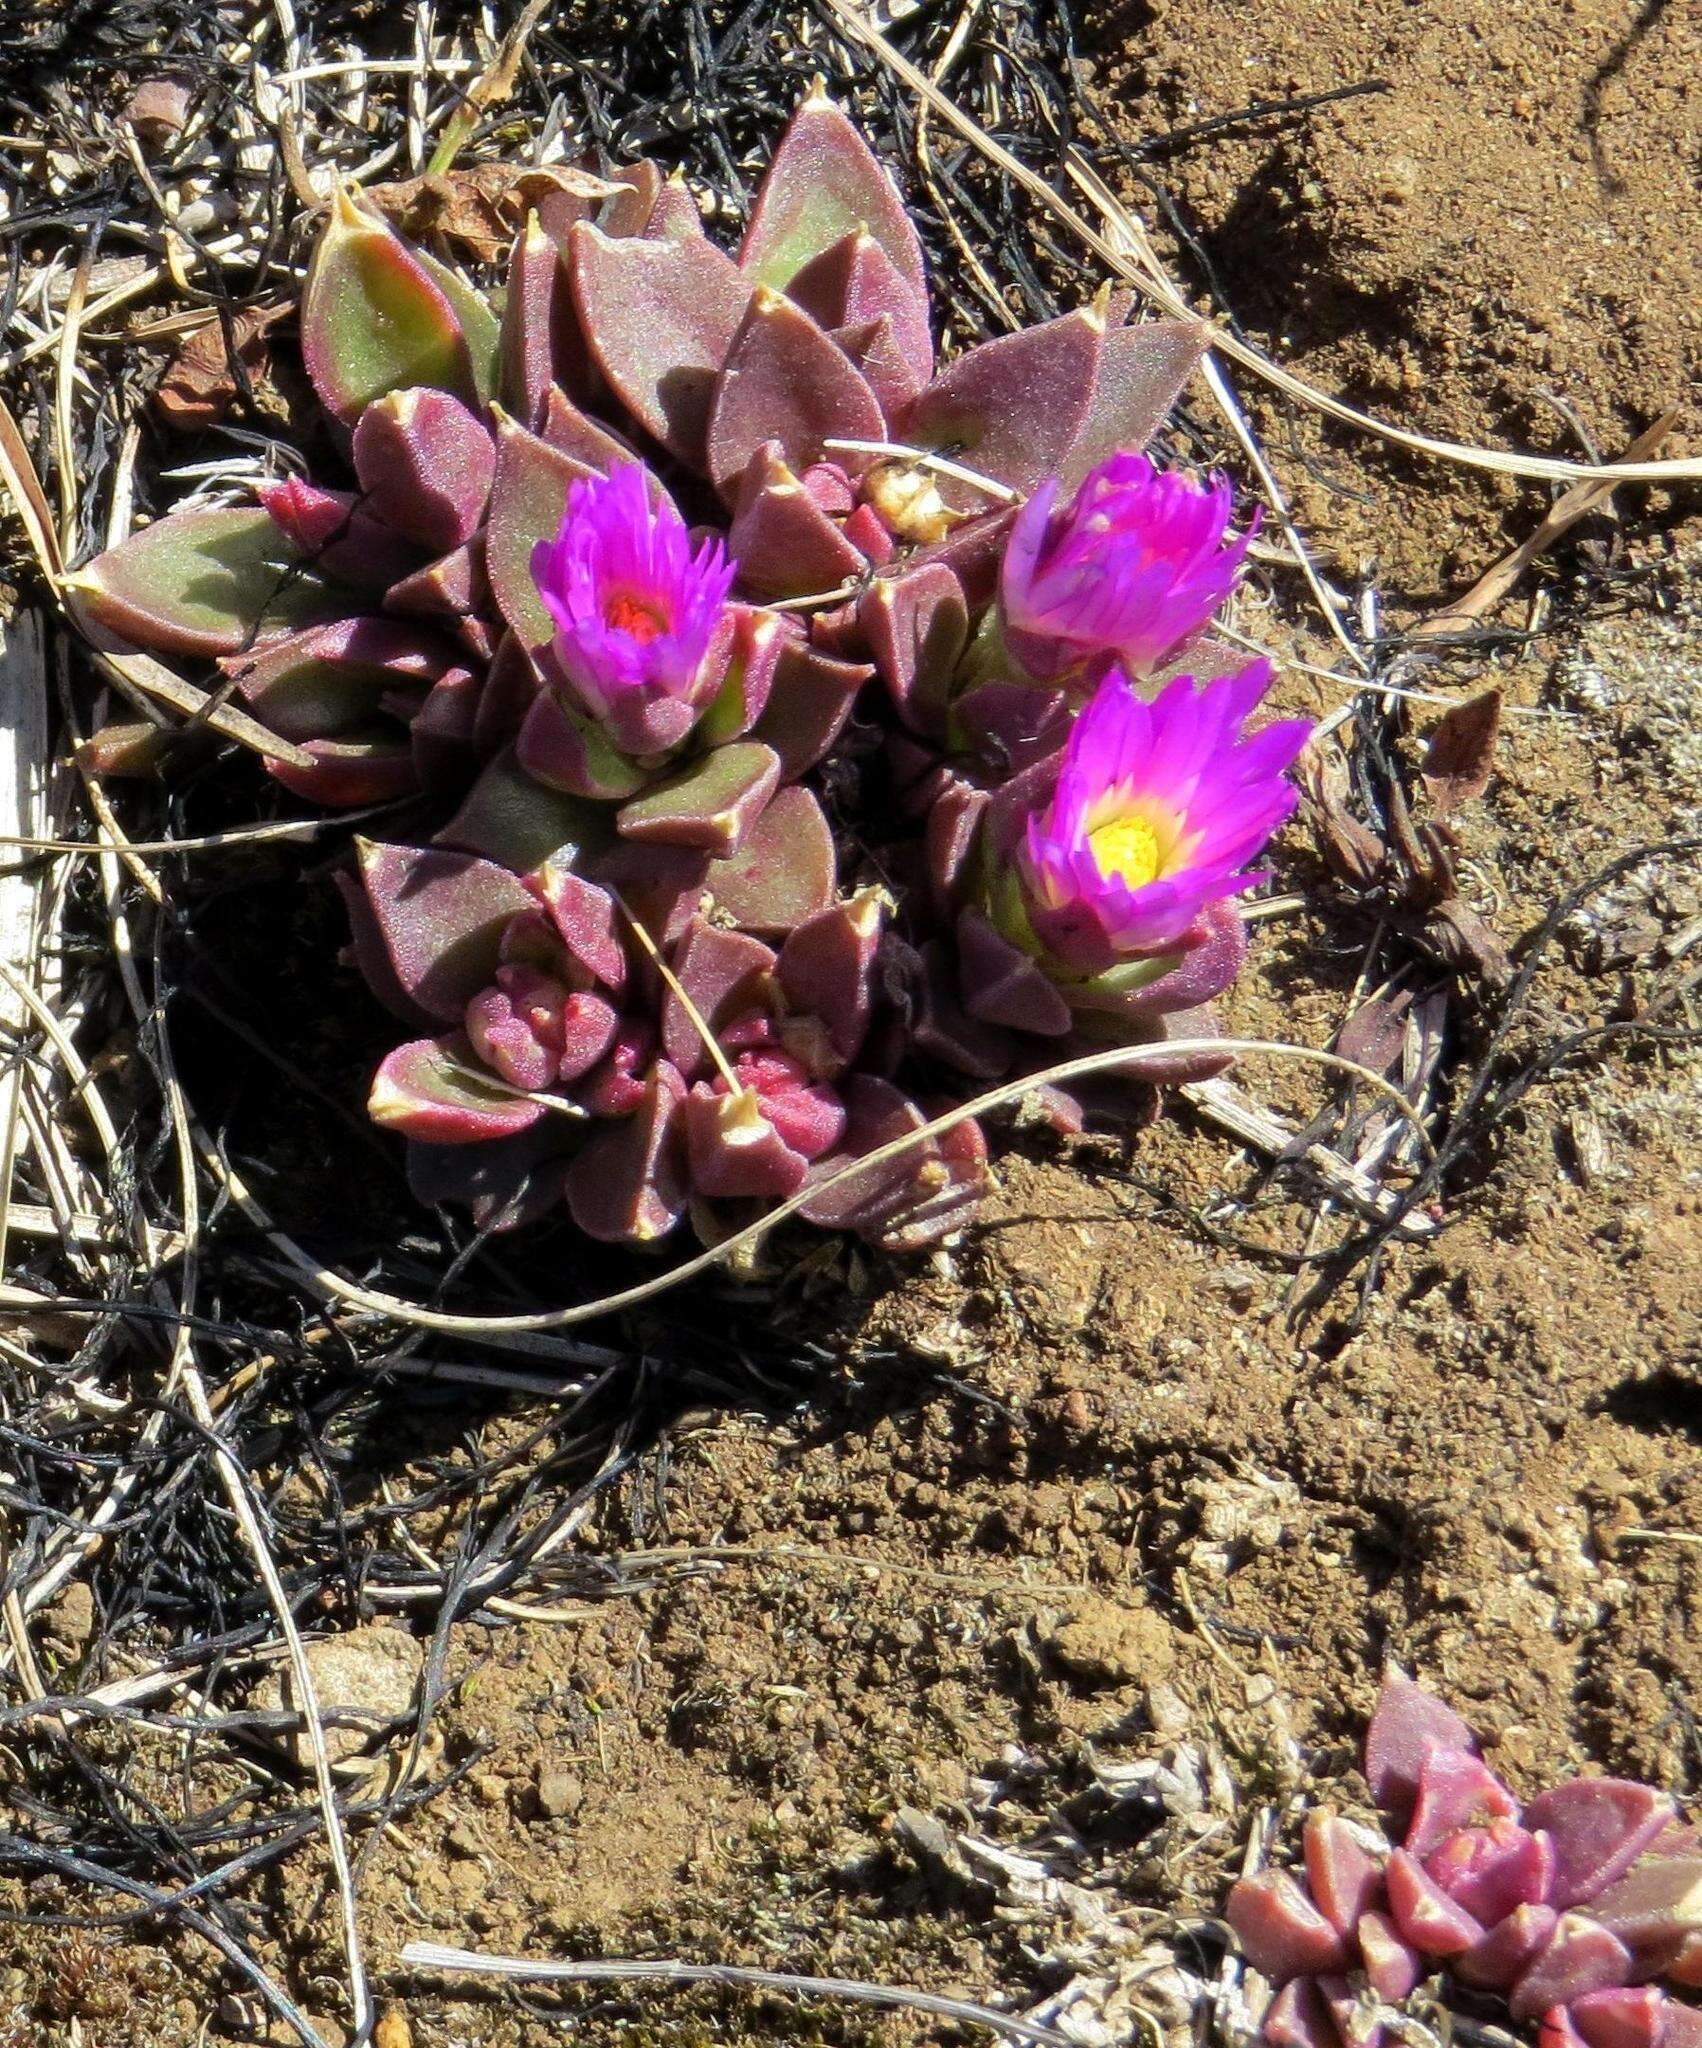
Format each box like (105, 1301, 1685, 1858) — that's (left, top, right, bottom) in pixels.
(999, 453, 1254, 687)
(531, 464, 737, 756)
(1018, 660, 1310, 975)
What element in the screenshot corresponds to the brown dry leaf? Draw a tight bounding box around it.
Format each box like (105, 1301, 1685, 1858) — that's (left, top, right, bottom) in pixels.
(155, 303, 291, 430)
(1425, 897, 1511, 986)
(1295, 746, 1386, 887)
(1423, 686, 1503, 817)
(365, 164, 628, 262)
(120, 78, 191, 149)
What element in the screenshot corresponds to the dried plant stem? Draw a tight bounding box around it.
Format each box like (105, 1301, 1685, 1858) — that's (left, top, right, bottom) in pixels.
(400, 1942, 1073, 2046)
(196, 1035, 1439, 1341)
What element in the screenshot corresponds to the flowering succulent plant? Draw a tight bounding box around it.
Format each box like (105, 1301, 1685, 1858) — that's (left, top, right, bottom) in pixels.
(1227, 1672, 1702, 2048)
(64, 86, 1312, 1251)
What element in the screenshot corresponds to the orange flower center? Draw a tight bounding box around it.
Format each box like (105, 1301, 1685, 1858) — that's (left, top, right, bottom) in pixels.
(605, 592, 668, 644)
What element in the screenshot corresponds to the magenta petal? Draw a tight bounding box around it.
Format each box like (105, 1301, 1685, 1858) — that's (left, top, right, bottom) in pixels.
(1523, 1782, 1677, 1910)
(1357, 1911, 1422, 2002)
(1384, 1851, 1484, 1957)
(569, 223, 753, 469)
(1365, 1670, 1479, 1824)
(1455, 1902, 1560, 1990)
(1226, 1871, 1352, 1984)
(1406, 1749, 1521, 1859)
(1509, 1916, 1635, 2022)
(1304, 1817, 1386, 1939)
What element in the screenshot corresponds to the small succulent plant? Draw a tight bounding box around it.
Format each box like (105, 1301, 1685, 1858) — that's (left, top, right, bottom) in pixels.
(1227, 1671, 1702, 2048)
(65, 87, 1312, 1251)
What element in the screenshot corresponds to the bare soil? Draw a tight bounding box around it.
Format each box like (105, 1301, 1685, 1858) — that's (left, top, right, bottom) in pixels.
(4, 4, 1699, 2044)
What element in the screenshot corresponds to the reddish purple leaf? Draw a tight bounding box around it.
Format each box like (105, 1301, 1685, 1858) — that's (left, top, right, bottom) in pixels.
(357, 839, 536, 1024)
(777, 892, 883, 1066)
(1304, 1816, 1386, 1939)
(1508, 1915, 1634, 2022)
(727, 443, 869, 600)
(1523, 1781, 1675, 1909)
(683, 1086, 810, 1200)
(565, 1076, 687, 1244)
(703, 785, 836, 936)
(1455, 1902, 1559, 1990)
(956, 906, 1072, 1037)
(900, 308, 1103, 511)
(1406, 1748, 1520, 1859)
(369, 1033, 546, 1143)
(569, 224, 752, 468)
(1227, 1871, 1353, 1985)
(659, 918, 777, 1079)
(1060, 317, 1207, 488)
(740, 86, 926, 302)
(1365, 1669, 1478, 1823)
(1569, 1987, 1667, 2048)
(1357, 1910, 1422, 2002)
(707, 285, 885, 497)
(352, 386, 495, 553)
(1384, 1849, 1483, 1957)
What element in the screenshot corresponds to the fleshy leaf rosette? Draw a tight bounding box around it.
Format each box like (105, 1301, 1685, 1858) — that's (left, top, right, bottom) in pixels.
(350, 838, 984, 1248)
(60, 83, 1312, 1264)
(1226, 1671, 1702, 2048)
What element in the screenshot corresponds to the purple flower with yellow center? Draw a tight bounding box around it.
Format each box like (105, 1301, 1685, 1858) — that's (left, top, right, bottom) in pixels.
(1017, 660, 1310, 976)
(531, 464, 737, 756)
(998, 453, 1255, 689)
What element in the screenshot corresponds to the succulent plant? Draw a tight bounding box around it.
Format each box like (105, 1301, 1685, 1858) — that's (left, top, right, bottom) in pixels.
(1227, 1671, 1702, 2048)
(64, 86, 1312, 1252)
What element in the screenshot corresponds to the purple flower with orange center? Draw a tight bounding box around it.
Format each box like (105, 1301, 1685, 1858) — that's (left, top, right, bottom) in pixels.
(1017, 660, 1310, 976)
(998, 452, 1255, 688)
(532, 464, 737, 756)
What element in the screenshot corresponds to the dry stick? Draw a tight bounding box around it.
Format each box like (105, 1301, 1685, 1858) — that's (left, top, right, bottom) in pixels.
(157, 1052, 375, 2043)
(400, 1942, 1074, 2047)
(0, 613, 50, 1282)
(1408, 410, 1681, 641)
(821, 0, 1701, 488)
(196, 1036, 1439, 1343)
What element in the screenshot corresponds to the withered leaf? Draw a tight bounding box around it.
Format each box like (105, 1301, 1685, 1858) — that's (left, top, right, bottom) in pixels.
(1424, 896, 1511, 987)
(1423, 686, 1503, 818)
(365, 164, 628, 263)
(1295, 748, 1386, 889)
(1336, 988, 1414, 1076)
(155, 303, 291, 430)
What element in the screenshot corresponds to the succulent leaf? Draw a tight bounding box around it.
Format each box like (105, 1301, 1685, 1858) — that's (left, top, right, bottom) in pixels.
(703, 785, 836, 935)
(740, 86, 926, 302)
(67, 506, 338, 657)
(369, 1032, 548, 1142)
(615, 740, 781, 855)
(747, 640, 869, 779)
(437, 746, 615, 873)
(1060, 318, 1208, 488)
(352, 387, 496, 552)
(569, 224, 752, 467)
(707, 284, 885, 495)
(302, 188, 481, 421)
(486, 410, 597, 656)
(900, 308, 1104, 510)
(356, 839, 537, 1022)
(565, 1074, 687, 1243)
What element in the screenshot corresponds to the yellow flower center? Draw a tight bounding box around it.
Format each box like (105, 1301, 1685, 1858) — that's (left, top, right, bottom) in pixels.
(1087, 811, 1163, 890)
